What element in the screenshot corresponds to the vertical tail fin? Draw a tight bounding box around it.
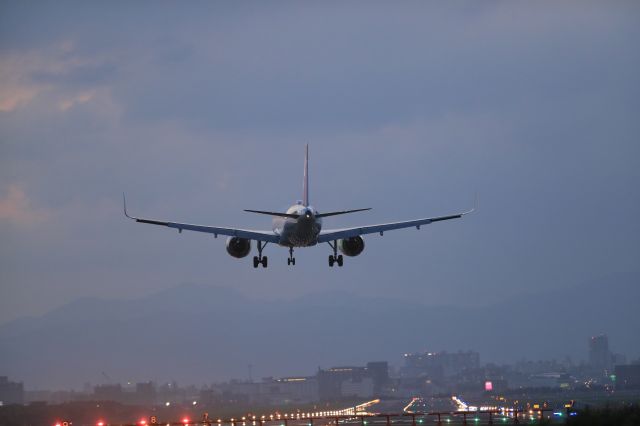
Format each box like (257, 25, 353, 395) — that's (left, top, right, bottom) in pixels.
(303, 144, 309, 206)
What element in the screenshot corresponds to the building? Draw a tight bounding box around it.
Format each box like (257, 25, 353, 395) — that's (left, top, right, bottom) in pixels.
(132, 382, 156, 405)
(93, 384, 124, 403)
(589, 335, 611, 372)
(318, 367, 367, 401)
(214, 376, 318, 406)
(366, 362, 389, 393)
(269, 376, 319, 404)
(317, 362, 389, 401)
(0, 376, 24, 405)
(614, 365, 640, 390)
(401, 351, 480, 380)
(341, 377, 374, 398)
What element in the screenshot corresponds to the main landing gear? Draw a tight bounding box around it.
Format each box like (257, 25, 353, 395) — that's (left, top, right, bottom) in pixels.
(287, 247, 296, 266)
(253, 241, 268, 268)
(327, 240, 343, 267)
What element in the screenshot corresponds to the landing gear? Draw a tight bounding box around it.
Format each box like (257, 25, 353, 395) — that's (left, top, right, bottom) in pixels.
(327, 240, 343, 267)
(287, 247, 296, 266)
(253, 241, 268, 268)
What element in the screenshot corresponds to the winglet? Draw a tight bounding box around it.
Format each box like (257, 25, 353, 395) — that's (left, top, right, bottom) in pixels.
(123, 192, 134, 219)
(462, 193, 478, 215)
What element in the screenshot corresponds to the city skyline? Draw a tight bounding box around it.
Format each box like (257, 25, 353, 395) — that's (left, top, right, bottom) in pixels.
(3, 333, 636, 402)
(2, 283, 636, 391)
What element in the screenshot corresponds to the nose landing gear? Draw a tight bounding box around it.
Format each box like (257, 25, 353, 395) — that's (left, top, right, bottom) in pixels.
(327, 240, 343, 267)
(287, 246, 296, 266)
(253, 241, 268, 268)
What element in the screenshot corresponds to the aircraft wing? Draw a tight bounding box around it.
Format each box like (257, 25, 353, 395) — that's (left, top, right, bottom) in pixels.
(124, 195, 280, 243)
(317, 208, 474, 243)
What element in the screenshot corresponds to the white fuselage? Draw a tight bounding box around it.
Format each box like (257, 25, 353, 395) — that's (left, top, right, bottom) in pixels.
(273, 204, 323, 247)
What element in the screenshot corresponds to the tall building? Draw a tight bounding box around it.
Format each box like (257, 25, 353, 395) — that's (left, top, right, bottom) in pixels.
(589, 334, 611, 372)
(366, 361, 389, 393)
(0, 376, 24, 405)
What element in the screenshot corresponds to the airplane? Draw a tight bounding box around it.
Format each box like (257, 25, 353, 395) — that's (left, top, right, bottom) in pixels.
(124, 145, 475, 268)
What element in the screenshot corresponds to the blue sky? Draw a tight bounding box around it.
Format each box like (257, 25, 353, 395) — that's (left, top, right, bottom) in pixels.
(1, 2, 639, 360)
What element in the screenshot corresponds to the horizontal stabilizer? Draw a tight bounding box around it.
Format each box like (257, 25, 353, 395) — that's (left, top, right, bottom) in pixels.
(244, 209, 299, 219)
(316, 208, 371, 218)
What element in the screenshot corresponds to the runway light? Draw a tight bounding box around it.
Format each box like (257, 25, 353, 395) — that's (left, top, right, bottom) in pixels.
(139, 420, 147, 425)
(97, 421, 105, 426)
(182, 418, 190, 424)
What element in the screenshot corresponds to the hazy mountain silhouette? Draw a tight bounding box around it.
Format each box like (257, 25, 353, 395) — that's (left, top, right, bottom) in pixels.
(0, 276, 638, 389)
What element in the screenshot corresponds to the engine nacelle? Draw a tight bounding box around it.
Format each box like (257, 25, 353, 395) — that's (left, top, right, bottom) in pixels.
(338, 236, 365, 257)
(226, 237, 251, 258)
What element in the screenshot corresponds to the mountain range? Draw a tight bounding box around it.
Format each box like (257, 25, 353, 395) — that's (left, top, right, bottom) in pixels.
(1, 275, 638, 390)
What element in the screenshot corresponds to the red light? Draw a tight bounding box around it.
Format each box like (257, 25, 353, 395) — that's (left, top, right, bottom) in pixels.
(55, 424, 62, 426)
(97, 422, 105, 426)
(140, 420, 147, 425)
(183, 418, 190, 424)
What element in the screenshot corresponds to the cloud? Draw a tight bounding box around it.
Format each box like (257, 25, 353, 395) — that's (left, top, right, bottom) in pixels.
(58, 89, 95, 111)
(0, 41, 115, 113)
(0, 184, 48, 225)
(0, 2, 639, 372)
(0, 52, 47, 112)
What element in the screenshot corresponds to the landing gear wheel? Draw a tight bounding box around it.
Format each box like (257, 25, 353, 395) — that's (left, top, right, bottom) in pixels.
(253, 256, 259, 268)
(337, 255, 344, 267)
(329, 255, 335, 267)
(261, 256, 268, 268)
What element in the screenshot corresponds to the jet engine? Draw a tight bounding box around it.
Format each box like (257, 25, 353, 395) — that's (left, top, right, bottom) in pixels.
(226, 237, 251, 258)
(338, 236, 365, 257)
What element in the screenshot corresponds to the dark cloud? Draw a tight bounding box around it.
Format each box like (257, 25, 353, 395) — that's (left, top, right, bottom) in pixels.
(1, 1, 639, 388)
